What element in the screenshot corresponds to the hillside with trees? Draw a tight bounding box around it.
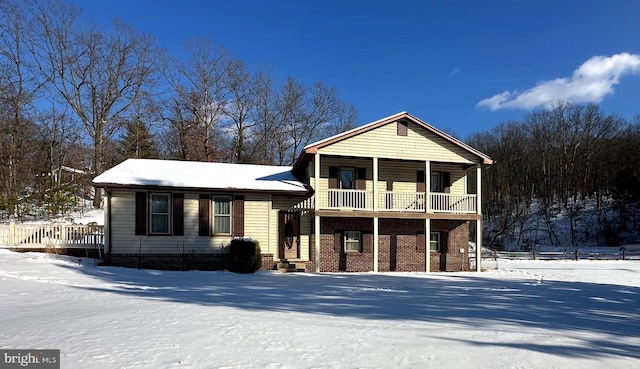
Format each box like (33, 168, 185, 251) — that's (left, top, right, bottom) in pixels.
(468, 102, 640, 248)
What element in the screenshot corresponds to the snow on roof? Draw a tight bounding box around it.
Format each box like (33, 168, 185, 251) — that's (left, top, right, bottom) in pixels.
(56, 165, 86, 174)
(93, 159, 308, 193)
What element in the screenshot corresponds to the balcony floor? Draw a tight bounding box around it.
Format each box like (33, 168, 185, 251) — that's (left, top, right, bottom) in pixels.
(313, 209, 482, 220)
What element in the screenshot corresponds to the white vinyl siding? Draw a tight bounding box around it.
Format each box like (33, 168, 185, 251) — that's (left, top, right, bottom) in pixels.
(317, 121, 476, 163)
(378, 160, 424, 193)
(244, 195, 271, 252)
(315, 157, 372, 192)
(109, 191, 303, 259)
(312, 159, 467, 196)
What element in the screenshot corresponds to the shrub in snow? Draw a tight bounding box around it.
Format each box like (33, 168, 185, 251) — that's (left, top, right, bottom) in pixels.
(227, 238, 262, 273)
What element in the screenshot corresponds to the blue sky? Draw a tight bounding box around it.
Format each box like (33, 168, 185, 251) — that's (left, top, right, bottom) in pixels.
(69, 0, 640, 139)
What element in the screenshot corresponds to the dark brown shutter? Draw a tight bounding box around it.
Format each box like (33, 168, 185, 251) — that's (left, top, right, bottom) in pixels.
(443, 172, 451, 193)
(198, 194, 210, 236)
(417, 170, 426, 192)
(135, 192, 147, 235)
(416, 231, 426, 253)
(329, 166, 338, 189)
(397, 121, 408, 136)
(356, 168, 366, 190)
(334, 232, 342, 251)
(363, 233, 373, 253)
(172, 193, 184, 236)
(232, 195, 245, 237)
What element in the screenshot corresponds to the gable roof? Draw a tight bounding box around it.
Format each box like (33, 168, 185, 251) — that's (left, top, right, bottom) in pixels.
(295, 111, 493, 167)
(93, 159, 308, 194)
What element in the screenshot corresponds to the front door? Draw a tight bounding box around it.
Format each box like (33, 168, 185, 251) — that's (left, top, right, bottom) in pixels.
(279, 211, 300, 259)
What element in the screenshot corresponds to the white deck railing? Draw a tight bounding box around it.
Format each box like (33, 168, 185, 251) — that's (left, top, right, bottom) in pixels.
(0, 223, 104, 248)
(316, 189, 477, 213)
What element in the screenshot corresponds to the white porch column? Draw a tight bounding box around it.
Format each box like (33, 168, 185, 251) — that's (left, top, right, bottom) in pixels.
(268, 195, 272, 255)
(373, 157, 378, 211)
(425, 160, 431, 212)
(315, 153, 321, 272)
(373, 217, 379, 272)
(373, 157, 380, 272)
(425, 160, 432, 272)
(373, 157, 379, 272)
(425, 218, 431, 272)
(476, 165, 482, 272)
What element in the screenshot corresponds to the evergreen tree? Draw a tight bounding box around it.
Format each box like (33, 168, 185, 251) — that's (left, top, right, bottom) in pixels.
(118, 120, 158, 159)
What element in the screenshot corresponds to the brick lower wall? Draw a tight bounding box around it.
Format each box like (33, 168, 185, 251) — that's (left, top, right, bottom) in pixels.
(378, 219, 426, 272)
(316, 217, 471, 272)
(319, 218, 375, 272)
(430, 220, 470, 272)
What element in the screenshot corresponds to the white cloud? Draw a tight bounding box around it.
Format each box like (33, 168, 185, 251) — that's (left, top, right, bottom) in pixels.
(477, 52, 640, 111)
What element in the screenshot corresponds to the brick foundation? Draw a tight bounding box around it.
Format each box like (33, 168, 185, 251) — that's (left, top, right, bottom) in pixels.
(103, 253, 278, 272)
(103, 253, 227, 270)
(260, 254, 277, 271)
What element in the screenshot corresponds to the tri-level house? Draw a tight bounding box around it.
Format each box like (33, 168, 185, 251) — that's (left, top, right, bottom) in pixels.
(93, 112, 493, 272)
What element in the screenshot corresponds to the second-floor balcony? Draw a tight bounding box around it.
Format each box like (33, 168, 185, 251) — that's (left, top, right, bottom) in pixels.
(315, 189, 477, 214)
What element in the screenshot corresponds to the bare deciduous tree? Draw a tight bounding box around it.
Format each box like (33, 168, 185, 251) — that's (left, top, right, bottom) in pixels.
(0, 0, 42, 213)
(223, 58, 260, 164)
(162, 39, 227, 162)
(32, 1, 159, 207)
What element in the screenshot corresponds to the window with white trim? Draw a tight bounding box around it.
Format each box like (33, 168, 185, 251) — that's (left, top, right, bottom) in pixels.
(431, 172, 443, 192)
(213, 196, 231, 234)
(150, 193, 170, 234)
(339, 168, 355, 189)
(430, 232, 441, 252)
(344, 231, 362, 252)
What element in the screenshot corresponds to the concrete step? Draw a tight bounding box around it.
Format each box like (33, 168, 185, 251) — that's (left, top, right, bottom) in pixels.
(277, 260, 306, 273)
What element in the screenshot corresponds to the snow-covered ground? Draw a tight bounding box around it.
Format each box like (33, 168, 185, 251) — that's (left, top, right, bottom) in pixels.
(0, 250, 638, 369)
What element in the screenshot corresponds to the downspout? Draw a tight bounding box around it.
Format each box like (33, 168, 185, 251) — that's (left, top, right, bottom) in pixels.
(268, 194, 272, 256)
(106, 188, 112, 255)
(314, 153, 321, 272)
(476, 165, 482, 272)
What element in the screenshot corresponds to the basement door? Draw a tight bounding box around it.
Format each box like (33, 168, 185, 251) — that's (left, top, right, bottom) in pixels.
(278, 211, 300, 259)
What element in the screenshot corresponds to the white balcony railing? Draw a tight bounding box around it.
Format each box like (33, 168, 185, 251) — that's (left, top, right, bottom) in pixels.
(430, 193, 477, 213)
(318, 189, 372, 210)
(316, 189, 477, 213)
(377, 191, 426, 212)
